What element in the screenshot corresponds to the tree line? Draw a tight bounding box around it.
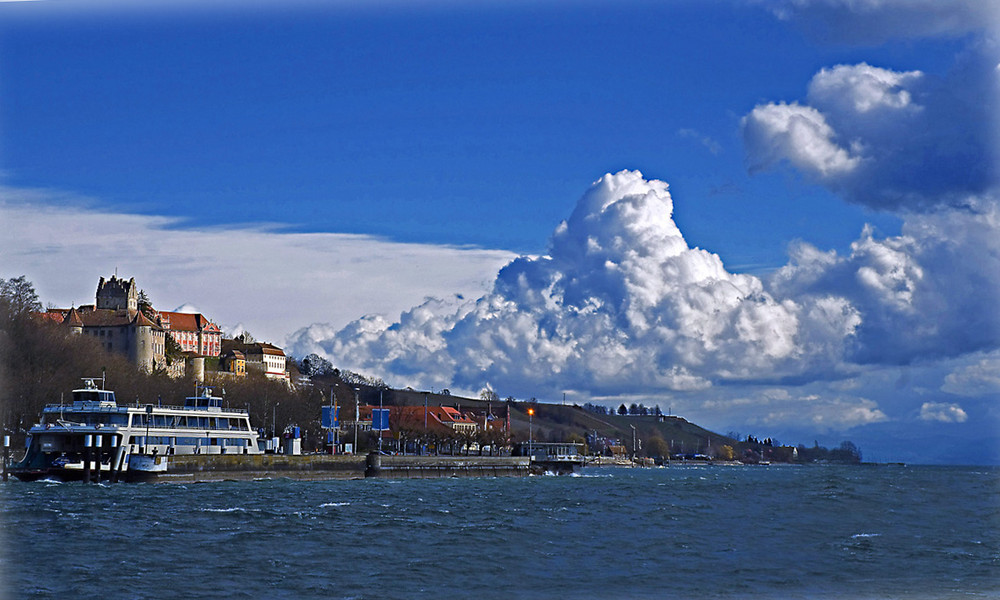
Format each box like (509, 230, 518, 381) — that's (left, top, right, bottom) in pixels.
(0, 276, 320, 447)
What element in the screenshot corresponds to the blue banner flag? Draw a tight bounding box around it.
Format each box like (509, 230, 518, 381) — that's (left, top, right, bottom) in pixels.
(372, 408, 390, 431)
(321, 405, 339, 429)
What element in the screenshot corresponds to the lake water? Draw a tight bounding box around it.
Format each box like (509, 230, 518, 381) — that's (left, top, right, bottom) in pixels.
(2, 465, 998, 599)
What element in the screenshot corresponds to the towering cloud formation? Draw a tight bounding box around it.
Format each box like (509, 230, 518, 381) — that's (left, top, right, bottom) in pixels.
(289, 170, 865, 396)
(291, 163, 999, 409)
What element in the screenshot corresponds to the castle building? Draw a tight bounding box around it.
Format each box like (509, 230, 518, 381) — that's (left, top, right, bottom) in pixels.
(46, 275, 167, 372)
(96, 275, 138, 313)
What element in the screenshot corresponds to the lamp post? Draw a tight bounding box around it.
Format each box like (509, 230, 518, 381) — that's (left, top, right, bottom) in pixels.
(273, 402, 280, 447)
(527, 407, 534, 457)
(378, 390, 384, 455)
(630, 424, 637, 466)
(353, 387, 359, 455)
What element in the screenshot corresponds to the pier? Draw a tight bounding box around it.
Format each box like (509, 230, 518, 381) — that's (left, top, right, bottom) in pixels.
(137, 453, 531, 482)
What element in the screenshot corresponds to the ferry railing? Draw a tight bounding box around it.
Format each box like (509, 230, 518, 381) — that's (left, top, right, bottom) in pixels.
(42, 403, 250, 414)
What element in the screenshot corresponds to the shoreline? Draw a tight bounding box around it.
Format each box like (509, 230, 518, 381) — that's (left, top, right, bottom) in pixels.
(128, 453, 532, 483)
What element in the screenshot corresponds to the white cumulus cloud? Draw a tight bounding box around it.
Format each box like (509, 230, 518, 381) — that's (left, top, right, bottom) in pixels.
(771, 199, 1000, 365)
(742, 56, 997, 211)
(291, 170, 864, 397)
(742, 102, 861, 180)
(807, 63, 922, 115)
(919, 402, 969, 423)
(942, 353, 1000, 397)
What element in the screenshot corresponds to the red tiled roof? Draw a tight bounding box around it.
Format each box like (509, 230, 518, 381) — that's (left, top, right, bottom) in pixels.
(64, 307, 84, 327)
(134, 310, 160, 328)
(35, 309, 68, 325)
(158, 311, 221, 333)
(371, 405, 480, 433)
(221, 339, 286, 357)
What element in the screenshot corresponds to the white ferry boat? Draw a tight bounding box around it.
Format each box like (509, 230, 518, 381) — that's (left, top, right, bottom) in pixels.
(9, 378, 261, 482)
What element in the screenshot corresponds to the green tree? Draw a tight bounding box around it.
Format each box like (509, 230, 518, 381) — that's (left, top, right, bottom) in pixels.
(831, 440, 862, 464)
(164, 333, 185, 366)
(137, 289, 157, 320)
(645, 436, 669, 459)
(717, 445, 735, 461)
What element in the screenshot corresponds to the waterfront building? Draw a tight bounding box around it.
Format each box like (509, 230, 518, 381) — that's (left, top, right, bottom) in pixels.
(220, 349, 246, 376)
(221, 339, 289, 382)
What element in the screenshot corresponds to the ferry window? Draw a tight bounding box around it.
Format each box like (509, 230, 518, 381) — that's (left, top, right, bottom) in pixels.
(75, 391, 100, 403)
(108, 414, 127, 426)
(217, 418, 229, 430)
(132, 414, 145, 427)
(153, 415, 167, 428)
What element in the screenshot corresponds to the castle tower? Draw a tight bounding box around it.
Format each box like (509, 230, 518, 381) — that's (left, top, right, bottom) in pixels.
(131, 310, 165, 372)
(96, 275, 138, 315)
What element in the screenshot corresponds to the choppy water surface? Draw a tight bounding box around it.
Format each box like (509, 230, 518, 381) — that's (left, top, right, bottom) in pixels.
(2, 465, 998, 599)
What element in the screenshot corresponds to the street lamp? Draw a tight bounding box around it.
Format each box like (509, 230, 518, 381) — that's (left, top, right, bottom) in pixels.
(630, 424, 637, 465)
(353, 387, 360, 455)
(527, 407, 534, 456)
(273, 402, 280, 439)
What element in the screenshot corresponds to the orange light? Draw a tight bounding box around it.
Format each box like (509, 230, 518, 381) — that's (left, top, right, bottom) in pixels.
(527, 408, 534, 416)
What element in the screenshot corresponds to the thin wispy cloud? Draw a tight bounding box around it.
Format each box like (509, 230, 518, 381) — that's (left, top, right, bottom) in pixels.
(677, 128, 722, 155)
(0, 187, 515, 345)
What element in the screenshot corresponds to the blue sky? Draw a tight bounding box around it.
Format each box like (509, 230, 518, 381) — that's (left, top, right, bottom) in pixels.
(1, 1, 907, 262)
(2, 0, 998, 464)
